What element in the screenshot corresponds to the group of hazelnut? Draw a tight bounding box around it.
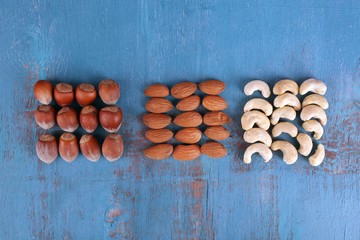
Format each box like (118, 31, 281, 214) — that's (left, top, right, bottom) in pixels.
(34, 79, 124, 164)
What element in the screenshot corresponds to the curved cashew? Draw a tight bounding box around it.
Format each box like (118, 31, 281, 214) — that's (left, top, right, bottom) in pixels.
(296, 133, 313, 156)
(241, 110, 270, 130)
(273, 79, 299, 95)
(272, 122, 298, 137)
(244, 80, 271, 98)
(244, 128, 272, 147)
(300, 105, 327, 125)
(302, 120, 324, 140)
(271, 141, 298, 164)
(309, 144, 325, 166)
(244, 143, 272, 164)
(244, 98, 273, 116)
(270, 106, 296, 125)
(300, 78, 327, 95)
(302, 94, 329, 109)
(273, 93, 301, 111)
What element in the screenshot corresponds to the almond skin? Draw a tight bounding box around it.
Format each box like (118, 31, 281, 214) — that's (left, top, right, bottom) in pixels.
(176, 95, 200, 111)
(202, 95, 228, 111)
(172, 144, 201, 161)
(199, 80, 225, 95)
(201, 142, 227, 158)
(144, 84, 169, 97)
(145, 98, 173, 113)
(143, 144, 173, 159)
(145, 129, 173, 143)
(204, 126, 230, 140)
(173, 111, 202, 127)
(203, 111, 230, 126)
(174, 128, 202, 144)
(171, 82, 197, 99)
(143, 113, 171, 129)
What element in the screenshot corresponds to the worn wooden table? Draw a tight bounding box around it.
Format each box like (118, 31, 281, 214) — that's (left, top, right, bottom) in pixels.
(1, 0, 360, 239)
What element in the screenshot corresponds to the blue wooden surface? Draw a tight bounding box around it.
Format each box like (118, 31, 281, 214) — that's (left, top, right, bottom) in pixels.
(1, 0, 360, 239)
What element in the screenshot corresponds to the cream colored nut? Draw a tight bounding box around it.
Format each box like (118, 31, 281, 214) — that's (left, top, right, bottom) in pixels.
(302, 94, 329, 109)
(241, 110, 270, 130)
(244, 143, 272, 164)
(309, 144, 325, 166)
(244, 128, 272, 147)
(273, 93, 301, 111)
(244, 80, 271, 98)
(296, 133, 313, 156)
(302, 120, 324, 140)
(273, 79, 299, 95)
(270, 106, 296, 125)
(272, 122, 298, 137)
(300, 105, 327, 125)
(244, 98, 273, 116)
(300, 78, 327, 95)
(271, 140, 298, 164)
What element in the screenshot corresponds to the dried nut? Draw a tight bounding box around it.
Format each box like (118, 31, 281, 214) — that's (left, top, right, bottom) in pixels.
(309, 144, 325, 166)
(300, 78, 327, 95)
(244, 98, 273, 116)
(57, 107, 79, 132)
(144, 84, 169, 97)
(300, 105, 327, 125)
(201, 142, 227, 158)
(79, 105, 98, 133)
(54, 83, 74, 106)
(272, 121, 298, 137)
(202, 95, 228, 111)
(172, 144, 201, 161)
(244, 80, 271, 98)
(270, 106, 296, 125)
(199, 80, 225, 95)
(102, 133, 124, 161)
(143, 113, 171, 129)
(79, 134, 101, 162)
(143, 144, 173, 160)
(302, 120, 324, 140)
(35, 105, 56, 129)
(241, 110, 270, 130)
(145, 98, 173, 113)
(173, 111, 202, 127)
(176, 95, 200, 111)
(75, 83, 96, 107)
(36, 134, 58, 164)
(203, 111, 230, 126)
(59, 133, 79, 162)
(244, 143, 272, 164)
(98, 79, 120, 105)
(174, 128, 202, 144)
(34, 80, 53, 104)
(302, 94, 329, 109)
(273, 79, 299, 95)
(271, 140, 298, 164)
(171, 82, 197, 99)
(145, 129, 173, 143)
(99, 106, 123, 132)
(243, 128, 272, 147)
(296, 133, 313, 156)
(204, 126, 230, 140)
(273, 93, 301, 111)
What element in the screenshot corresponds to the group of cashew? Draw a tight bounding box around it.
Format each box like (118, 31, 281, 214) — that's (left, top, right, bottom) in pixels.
(241, 78, 328, 166)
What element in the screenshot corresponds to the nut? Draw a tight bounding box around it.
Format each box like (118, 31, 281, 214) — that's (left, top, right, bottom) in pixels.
(172, 144, 201, 161)
(244, 98, 273, 116)
(203, 111, 230, 126)
(271, 140, 298, 164)
(54, 83, 74, 106)
(302, 94, 329, 109)
(309, 144, 325, 166)
(145, 97, 173, 113)
(102, 133, 124, 161)
(79, 105, 98, 133)
(35, 105, 56, 129)
(270, 106, 296, 125)
(199, 80, 225, 95)
(34, 80, 53, 104)
(144, 84, 169, 97)
(296, 133, 313, 156)
(244, 80, 271, 98)
(272, 121, 298, 137)
(243, 128, 272, 147)
(273, 79, 299, 95)
(273, 93, 301, 111)
(173, 111, 202, 127)
(36, 134, 58, 164)
(75, 83, 97, 106)
(300, 105, 327, 125)
(300, 78, 327, 95)
(171, 82, 197, 99)
(201, 142, 227, 158)
(174, 128, 202, 144)
(59, 133, 79, 162)
(99, 106, 123, 132)
(202, 95, 228, 111)
(302, 120, 324, 140)
(56, 107, 79, 132)
(204, 126, 230, 140)
(244, 143, 272, 164)
(241, 110, 270, 130)
(145, 129, 173, 143)
(99, 79, 120, 105)
(143, 113, 171, 129)
(143, 144, 173, 159)
(176, 95, 200, 111)
(79, 134, 101, 162)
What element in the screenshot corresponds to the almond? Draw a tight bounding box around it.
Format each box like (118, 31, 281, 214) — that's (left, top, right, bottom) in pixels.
(144, 84, 169, 97)
(201, 142, 227, 158)
(143, 144, 173, 159)
(143, 113, 171, 129)
(172, 144, 201, 161)
(176, 95, 200, 111)
(145, 129, 173, 143)
(145, 98, 173, 113)
(203, 111, 230, 126)
(171, 82, 197, 99)
(174, 128, 202, 144)
(202, 95, 228, 111)
(204, 126, 230, 140)
(173, 111, 202, 127)
(199, 80, 225, 95)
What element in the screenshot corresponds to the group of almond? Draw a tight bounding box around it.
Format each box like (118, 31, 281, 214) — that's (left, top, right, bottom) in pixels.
(142, 80, 230, 160)
(242, 78, 328, 166)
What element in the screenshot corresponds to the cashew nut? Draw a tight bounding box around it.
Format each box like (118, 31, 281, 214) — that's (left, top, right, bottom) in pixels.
(241, 110, 270, 130)
(244, 128, 272, 147)
(309, 144, 325, 166)
(244, 80, 271, 98)
(300, 78, 327, 95)
(244, 143, 272, 164)
(302, 94, 329, 109)
(272, 122, 298, 137)
(300, 105, 327, 125)
(273, 79, 299, 95)
(244, 98, 273, 116)
(273, 93, 301, 111)
(302, 120, 324, 140)
(271, 140, 298, 164)
(270, 106, 296, 125)
(296, 133, 313, 156)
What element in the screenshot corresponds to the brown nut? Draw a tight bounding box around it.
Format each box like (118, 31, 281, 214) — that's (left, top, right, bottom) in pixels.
(102, 133, 124, 161)
(35, 105, 56, 129)
(56, 107, 79, 132)
(202, 95, 228, 111)
(143, 113, 171, 129)
(203, 111, 230, 126)
(36, 134, 58, 164)
(204, 126, 230, 140)
(174, 128, 202, 144)
(54, 83, 74, 106)
(145, 98, 173, 113)
(59, 133, 79, 162)
(171, 82, 197, 99)
(199, 80, 225, 95)
(176, 95, 201, 111)
(76, 83, 96, 106)
(99, 79, 120, 105)
(34, 80, 53, 104)
(79, 105, 98, 133)
(172, 144, 201, 161)
(99, 106, 123, 132)
(143, 144, 173, 159)
(145, 129, 173, 143)
(144, 84, 169, 97)
(79, 134, 101, 162)
(201, 142, 227, 158)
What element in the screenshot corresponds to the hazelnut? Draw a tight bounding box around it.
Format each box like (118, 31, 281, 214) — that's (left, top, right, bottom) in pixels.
(54, 83, 74, 106)
(99, 106, 123, 132)
(59, 133, 79, 162)
(75, 83, 97, 106)
(98, 79, 120, 105)
(35, 105, 56, 129)
(56, 107, 79, 132)
(36, 134, 58, 164)
(79, 105, 98, 133)
(34, 80, 53, 104)
(79, 134, 101, 162)
(102, 133, 124, 161)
